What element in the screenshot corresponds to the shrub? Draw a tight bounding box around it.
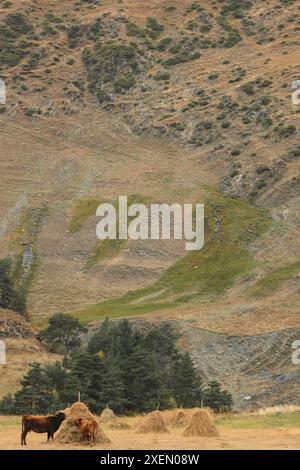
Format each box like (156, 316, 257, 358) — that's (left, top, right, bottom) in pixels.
(113, 75, 135, 93)
(67, 24, 85, 48)
(5, 13, 33, 35)
(41, 21, 57, 36)
(279, 124, 296, 138)
(156, 37, 172, 51)
(153, 72, 170, 81)
(240, 82, 255, 95)
(83, 41, 139, 97)
(146, 17, 164, 33)
(126, 21, 146, 38)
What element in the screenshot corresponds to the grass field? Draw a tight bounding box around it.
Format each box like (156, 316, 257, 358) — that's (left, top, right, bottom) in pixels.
(1, 409, 300, 450)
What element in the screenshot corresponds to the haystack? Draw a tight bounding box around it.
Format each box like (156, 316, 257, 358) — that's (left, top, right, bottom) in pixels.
(171, 409, 188, 428)
(135, 411, 169, 434)
(55, 402, 111, 445)
(183, 409, 219, 437)
(100, 406, 116, 423)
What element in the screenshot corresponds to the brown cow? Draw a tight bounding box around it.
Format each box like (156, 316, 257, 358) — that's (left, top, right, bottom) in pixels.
(21, 412, 66, 445)
(75, 418, 98, 446)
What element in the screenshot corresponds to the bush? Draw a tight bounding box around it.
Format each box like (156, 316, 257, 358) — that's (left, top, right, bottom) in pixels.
(156, 37, 172, 51)
(279, 124, 296, 138)
(126, 21, 146, 38)
(83, 41, 140, 96)
(153, 71, 170, 81)
(67, 24, 85, 48)
(146, 17, 164, 34)
(240, 82, 255, 95)
(113, 75, 135, 93)
(0, 258, 27, 315)
(5, 13, 33, 35)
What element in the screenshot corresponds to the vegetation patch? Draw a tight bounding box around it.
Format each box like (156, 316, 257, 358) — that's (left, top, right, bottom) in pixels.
(85, 239, 126, 270)
(71, 192, 271, 323)
(217, 411, 300, 429)
(249, 261, 300, 297)
(0, 13, 35, 68)
(83, 41, 141, 101)
(69, 199, 99, 233)
(0, 319, 232, 415)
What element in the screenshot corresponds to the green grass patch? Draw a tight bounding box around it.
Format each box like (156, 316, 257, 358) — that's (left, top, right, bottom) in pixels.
(0, 416, 20, 429)
(72, 296, 177, 324)
(69, 198, 99, 233)
(152, 193, 270, 297)
(249, 261, 300, 297)
(216, 411, 300, 429)
(70, 191, 271, 323)
(85, 238, 127, 270)
(83, 194, 152, 269)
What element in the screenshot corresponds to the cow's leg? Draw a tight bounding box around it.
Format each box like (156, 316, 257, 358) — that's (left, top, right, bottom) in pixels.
(47, 432, 51, 442)
(22, 431, 27, 446)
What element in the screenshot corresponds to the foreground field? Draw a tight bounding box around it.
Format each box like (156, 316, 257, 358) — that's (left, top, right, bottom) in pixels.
(1, 411, 300, 450)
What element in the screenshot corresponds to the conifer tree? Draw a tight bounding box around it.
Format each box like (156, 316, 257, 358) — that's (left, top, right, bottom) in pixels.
(39, 313, 87, 355)
(14, 362, 53, 414)
(171, 352, 204, 408)
(203, 380, 233, 412)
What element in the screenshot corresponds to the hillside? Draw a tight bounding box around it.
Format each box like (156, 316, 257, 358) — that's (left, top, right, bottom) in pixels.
(0, 0, 299, 407)
(0, 309, 61, 397)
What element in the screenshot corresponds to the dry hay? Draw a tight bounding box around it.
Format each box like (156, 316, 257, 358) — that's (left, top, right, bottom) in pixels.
(108, 417, 131, 430)
(171, 409, 188, 428)
(135, 411, 169, 434)
(55, 402, 111, 445)
(159, 409, 176, 426)
(183, 409, 219, 438)
(100, 407, 116, 423)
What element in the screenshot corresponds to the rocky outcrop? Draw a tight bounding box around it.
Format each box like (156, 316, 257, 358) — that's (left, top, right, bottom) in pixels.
(0, 309, 35, 338)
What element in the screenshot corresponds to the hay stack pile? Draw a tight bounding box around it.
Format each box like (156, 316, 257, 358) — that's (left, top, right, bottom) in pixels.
(171, 409, 188, 428)
(135, 410, 169, 434)
(55, 402, 111, 445)
(100, 406, 116, 423)
(183, 409, 219, 437)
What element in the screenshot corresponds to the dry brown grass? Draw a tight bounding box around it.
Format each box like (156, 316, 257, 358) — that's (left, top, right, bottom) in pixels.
(100, 407, 116, 424)
(56, 402, 110, 446)
(183, 409, 219, 438)
(135, 411, 169, 434)
(3, 412, 300, 450)
(170, 409, 188, 428)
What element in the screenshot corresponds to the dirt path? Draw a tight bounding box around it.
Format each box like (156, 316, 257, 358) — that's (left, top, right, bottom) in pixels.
(1, 426, 300, 450)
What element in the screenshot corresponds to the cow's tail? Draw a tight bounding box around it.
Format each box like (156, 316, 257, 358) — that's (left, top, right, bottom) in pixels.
(21, 416, 25, 445)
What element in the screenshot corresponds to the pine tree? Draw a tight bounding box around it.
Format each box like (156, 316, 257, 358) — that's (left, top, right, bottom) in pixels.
(39, 313, 87, 355)
(59, 350, 95, 405)
(171, 352, 204, 408)
(14, 362, 53, 414)
(0, 393, 15, 415)
(101, 356, 125, 414)
(123, 345, 170, 412)
(84, 354, 106, 413)
(88, 318, 113, 354)
(203, 380, 233, 412)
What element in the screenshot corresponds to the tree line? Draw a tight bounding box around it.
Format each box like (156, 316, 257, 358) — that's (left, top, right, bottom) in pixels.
(0, 315, 233, 415)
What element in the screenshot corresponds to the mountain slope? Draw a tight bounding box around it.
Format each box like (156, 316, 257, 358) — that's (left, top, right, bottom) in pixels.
(0, 0, 299, 407)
